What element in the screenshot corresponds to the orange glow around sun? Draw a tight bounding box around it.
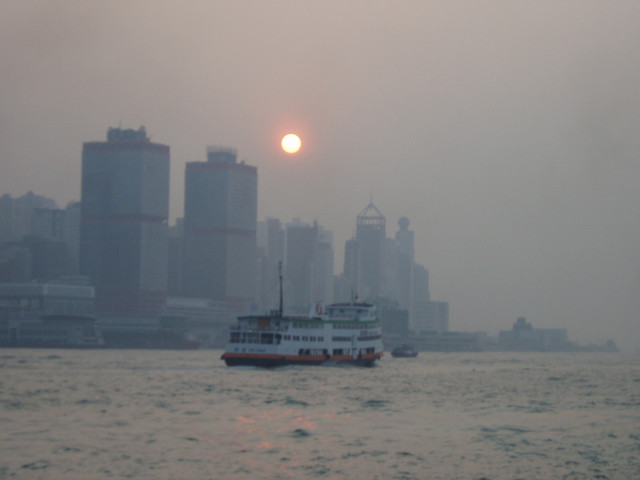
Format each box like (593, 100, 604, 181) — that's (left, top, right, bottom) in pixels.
(281, 134, 301, 154)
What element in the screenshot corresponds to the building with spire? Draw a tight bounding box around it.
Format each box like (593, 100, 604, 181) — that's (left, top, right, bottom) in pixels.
(354, 202, 386, 299)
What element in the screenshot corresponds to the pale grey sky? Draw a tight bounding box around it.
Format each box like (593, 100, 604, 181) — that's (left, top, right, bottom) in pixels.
(1, 1, 639, 350)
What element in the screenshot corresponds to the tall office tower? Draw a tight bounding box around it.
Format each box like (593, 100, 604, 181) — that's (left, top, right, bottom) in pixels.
(183, 147, 257, 312)
(285, 220, 317, 312)
(80, 127, 170, 316)
(355, 202, 386, 299)
(284, 220, 334, 312)
(343, 238, 360, 296)
(167, 219, 184, 296)
(315, 227, 334, 304)
(413, 263, 430, 302)
(63, 201, 81, 275)
(256, 218, 285, 311)
(411, 263, 433, 332)
(394, 216, 414, 314)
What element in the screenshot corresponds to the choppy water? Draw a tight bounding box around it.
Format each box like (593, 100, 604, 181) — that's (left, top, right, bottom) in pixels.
(1, 350, 639, 480)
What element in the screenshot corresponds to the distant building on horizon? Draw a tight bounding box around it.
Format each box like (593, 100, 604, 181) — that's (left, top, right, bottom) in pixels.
(339, 202, 450, 338)
(394, 216, 414, 315)
(182, 147, 257, 312)
(413, 299, 448, 334)
(256, 218, 285, 312)
(167, 219, 184, 297)
(0, 193, 81, 281)
(498, 317, 569, 351)
(284, 219, 334, 313)
(356, 202, 386, 299)
(342, 238, 360, 300)
(342, 202, 386, 301)
(0, 192, 59, 245)
(79, 126, 170, 316)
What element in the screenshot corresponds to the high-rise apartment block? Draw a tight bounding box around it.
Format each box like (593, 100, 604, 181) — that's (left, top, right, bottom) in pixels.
(182, 147, 257, 312)
(80, 127, 170, 315)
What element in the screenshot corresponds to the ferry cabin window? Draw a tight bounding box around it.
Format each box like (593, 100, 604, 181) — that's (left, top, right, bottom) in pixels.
(357, 333, 382, 341)
(332, 336, 352, 342)
(242, 332, 259, 343)
(261, 333, 274, 344)
(293, 320, 323, 329)
(299, 348, 325, 356)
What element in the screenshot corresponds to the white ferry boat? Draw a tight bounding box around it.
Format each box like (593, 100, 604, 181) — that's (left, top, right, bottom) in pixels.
(221, 301, 383, 368)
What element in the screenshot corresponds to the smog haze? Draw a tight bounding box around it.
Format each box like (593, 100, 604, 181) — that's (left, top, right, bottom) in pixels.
(1, 1, 639, 351)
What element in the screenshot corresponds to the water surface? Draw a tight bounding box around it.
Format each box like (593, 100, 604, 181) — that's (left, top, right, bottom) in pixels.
(1, 350, 639, 479)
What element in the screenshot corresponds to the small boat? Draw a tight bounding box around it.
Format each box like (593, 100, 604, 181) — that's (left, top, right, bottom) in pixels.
(221, 266, 383, 367)
(391, 345, 418, 358)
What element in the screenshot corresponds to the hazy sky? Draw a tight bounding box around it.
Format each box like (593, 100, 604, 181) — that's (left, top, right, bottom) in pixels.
(2, 1, 639, 351)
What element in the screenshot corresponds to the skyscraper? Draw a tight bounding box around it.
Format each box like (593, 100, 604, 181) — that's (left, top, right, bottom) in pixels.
(182, 147, 257, 312)
(283, 219, 334, 313)
(394, 216, 414, 314)
(285, 220, 318, 312)
(315, 226, 334, 305)
(355, 202, 386, 299)
(257, 217, 285, 311)
(80, 126, 169, 315)
(343, 237, 360, 296)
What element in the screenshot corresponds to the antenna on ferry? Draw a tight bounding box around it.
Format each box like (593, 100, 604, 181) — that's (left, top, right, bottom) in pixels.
(278, 261, 283, 317)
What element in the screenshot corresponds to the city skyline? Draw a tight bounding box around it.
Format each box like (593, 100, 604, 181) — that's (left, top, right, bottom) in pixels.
(1, 2, 639, 351)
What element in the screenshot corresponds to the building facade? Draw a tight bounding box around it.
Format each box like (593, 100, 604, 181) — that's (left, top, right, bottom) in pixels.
(394, 217, 414, 314)
(80, 126, 170, 316)
(282, 220, 334, 314)
(412, 300, 449, 334)
(285, 220, 317, 313)
(349, 202, 386, 300)
(499, 317, 569, 351)
(256, 218, 285, 312)
(182, 147, 257, 312)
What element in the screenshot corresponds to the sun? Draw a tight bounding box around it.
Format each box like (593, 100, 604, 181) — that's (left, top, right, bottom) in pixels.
(281, 134, 301, 154)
